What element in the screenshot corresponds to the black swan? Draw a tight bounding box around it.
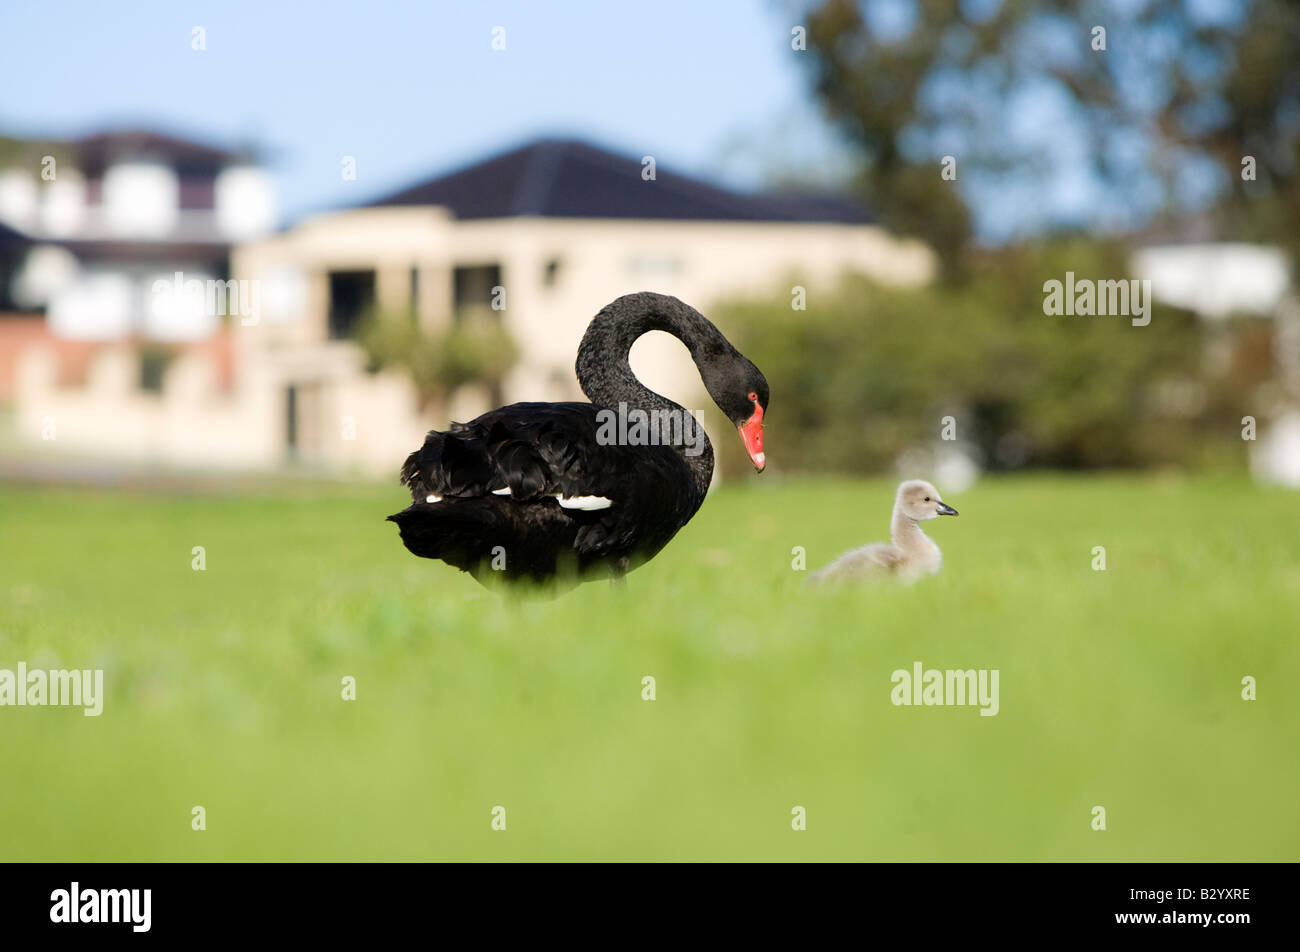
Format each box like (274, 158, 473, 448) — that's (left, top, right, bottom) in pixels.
(387, 291, 769, 587)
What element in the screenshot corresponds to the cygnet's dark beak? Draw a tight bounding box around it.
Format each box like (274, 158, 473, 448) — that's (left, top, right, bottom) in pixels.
(936, 502, 959, 516)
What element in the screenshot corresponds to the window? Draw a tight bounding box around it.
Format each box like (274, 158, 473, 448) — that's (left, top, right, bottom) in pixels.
(327, 270, 376, 339)
(285, 382, 324, 459)
(214, 167, 275, 238)
(103, 163, 179, 237)
(453, 264, 502, 321)
(139, 348, 172, 393)
(285, 385, 298, 453)
(543, 258, 561, 288)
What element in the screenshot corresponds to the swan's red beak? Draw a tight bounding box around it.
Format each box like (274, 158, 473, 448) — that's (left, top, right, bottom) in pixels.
(738, 404, 765, 472)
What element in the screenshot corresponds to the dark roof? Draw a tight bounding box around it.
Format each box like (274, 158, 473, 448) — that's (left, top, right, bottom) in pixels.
(0, 220, 30, 248)
(70, 129, 250, 177)
(368, 138, 871, 224)
(48, 238, 231, 262)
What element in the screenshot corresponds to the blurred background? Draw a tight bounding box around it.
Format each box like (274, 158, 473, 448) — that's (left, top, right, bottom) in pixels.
(3, 0, 1299, 864)
(1, 0, 1296, 490)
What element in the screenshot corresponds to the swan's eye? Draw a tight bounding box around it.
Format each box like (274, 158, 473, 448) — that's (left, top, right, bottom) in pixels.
(747, 391, 757, 402)
(924, 496, 930, 502)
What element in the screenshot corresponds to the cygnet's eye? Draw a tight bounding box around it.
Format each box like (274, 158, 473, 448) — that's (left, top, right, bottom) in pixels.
(924, 496, 930, 502)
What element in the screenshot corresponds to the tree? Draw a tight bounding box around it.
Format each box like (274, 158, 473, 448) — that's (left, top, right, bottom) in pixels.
(799, 0, 1300, 265)
(357, 308, 518, 411)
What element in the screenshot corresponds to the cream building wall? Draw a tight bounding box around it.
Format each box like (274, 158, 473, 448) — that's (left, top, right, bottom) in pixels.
(452, 217, 933, 407)
(230, 209, 934, 474)
(16, 344, 275, 469)
(13, 205, 932, 477)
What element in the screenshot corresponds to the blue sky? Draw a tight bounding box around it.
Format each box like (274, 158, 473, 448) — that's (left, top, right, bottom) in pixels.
(0, 0, 1249, 241)
(0, 0, 841, 223)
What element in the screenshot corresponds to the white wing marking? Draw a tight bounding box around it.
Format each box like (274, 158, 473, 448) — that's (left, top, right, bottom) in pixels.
(554, 494, 613, 511)
(484, 487, 612, 510)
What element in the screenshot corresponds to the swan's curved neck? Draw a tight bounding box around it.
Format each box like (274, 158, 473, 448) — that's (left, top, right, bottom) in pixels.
(575, 293, 725, 496)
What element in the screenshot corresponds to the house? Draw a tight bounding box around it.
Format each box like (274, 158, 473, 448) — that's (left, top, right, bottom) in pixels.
(0, 129, 280, 469)
(5, 135, 933, 475)
(229, 138, 934, 472)
(0, 129, 274, 333)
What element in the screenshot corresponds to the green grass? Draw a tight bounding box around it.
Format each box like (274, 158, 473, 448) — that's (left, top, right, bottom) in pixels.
(1, 473, 1297, 861)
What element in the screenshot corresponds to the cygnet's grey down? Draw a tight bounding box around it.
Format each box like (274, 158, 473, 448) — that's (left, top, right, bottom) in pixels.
(809, 479, 958, 585)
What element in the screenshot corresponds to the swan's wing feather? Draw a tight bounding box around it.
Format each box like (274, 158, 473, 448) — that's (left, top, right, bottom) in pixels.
(401, 403, 604, 500)
(399, 402, 698, 565)
(404, 402, 687, 501)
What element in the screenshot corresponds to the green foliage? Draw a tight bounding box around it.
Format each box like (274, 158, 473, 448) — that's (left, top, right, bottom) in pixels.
(356, 308, 519, 407)
(802, 0, 1300, 267)
(2, 475, 1297, 859)
(716, 241, 1268, 474)
(0, 135, 72, 174)
(137, 346, 176, 394)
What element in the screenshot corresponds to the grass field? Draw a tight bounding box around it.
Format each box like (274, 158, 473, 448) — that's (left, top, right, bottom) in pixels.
(2, 473, 1298, 861)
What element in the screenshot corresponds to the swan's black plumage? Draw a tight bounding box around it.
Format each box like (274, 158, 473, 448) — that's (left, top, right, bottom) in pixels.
(387, 292, 768, 587)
